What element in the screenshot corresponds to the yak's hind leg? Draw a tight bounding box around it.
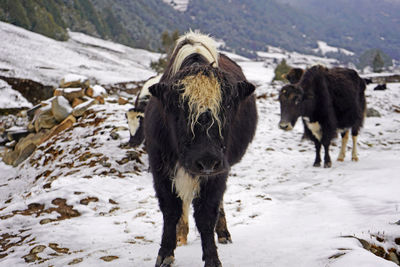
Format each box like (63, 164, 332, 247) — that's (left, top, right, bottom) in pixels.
(337, 130, 349, 162)
(215, 202, 232, 244)
(323, 142, 332, 168)
(176, 201, 190, 246)
(155, 184, 182, 267)
(313, 141, 322, 167)
(177, 200, 232, 246)
(351, 128, 359, 162)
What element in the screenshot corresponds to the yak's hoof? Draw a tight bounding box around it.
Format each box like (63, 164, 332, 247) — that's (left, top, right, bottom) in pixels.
(218, 236, 232, 244)
(156, 255, 174, 267)
(337, 157, 344, 162)
(313, 162, 321, 167)
(204, 258, 222, 267)
(352, 156, 359, 162)
(324, 161, 332, 168)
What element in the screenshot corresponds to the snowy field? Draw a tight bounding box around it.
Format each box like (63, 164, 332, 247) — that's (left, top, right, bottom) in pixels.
(0, 22, 158, 86)
(1, 24, 400, 267)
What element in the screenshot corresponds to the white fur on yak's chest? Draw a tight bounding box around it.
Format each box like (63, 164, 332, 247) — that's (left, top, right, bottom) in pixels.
(303, 117, 323, 141)
(172, 167, 201, 204)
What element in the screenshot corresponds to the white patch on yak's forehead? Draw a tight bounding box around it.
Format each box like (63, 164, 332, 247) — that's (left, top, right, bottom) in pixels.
(126, 110, 143, 136)
(304, 117, 322, 141)
(139, 74, 161, 100)
(172, 166, 200, 205)
(172, 31, 219, 76)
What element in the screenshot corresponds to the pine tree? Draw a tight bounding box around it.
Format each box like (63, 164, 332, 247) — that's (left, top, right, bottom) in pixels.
(273, 59, 291, 81)
(151, 30, 180, 73)
(372, 52, 384, 73)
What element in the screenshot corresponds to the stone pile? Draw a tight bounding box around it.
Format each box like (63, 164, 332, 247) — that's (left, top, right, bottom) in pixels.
(3, 75, 108, 166)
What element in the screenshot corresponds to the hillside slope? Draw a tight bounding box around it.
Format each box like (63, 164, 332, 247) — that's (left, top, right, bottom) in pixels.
(0, 22, 158, 86)
(2, 0, 400, 61)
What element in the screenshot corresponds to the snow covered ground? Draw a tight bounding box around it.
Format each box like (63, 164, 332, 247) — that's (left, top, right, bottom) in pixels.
(0, 22, 159, 86)
(1, 23, 400, 267)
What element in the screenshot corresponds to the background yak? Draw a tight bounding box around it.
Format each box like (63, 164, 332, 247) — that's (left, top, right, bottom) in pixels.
(279, 65, 366, 168)
(144, 31, 257, 267)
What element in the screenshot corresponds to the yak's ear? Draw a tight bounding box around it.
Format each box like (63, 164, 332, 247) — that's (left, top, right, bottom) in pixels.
(237, 81, 255, 100)
(149, 83, 168, 99)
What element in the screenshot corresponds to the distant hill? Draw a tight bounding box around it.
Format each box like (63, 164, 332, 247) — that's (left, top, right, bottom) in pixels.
(276, 0, 400, 62)
(1, 0, 400, 62)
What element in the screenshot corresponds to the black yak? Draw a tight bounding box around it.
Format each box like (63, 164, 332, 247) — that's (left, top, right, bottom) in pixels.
(126, 74, 161, 147)
(279, 65, 366, 168)
(144, 31, 257, 266)
(283, 67, 304, 84)
(374, 83, 387, 91)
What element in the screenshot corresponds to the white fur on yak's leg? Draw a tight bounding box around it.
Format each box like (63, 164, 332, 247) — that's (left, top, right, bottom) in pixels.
(171, 30, 219, 76)
(172, 166, 200, 246)
(176, 200, 190, 246)
(338, 130, 349, 162)
(352, 135, 359, 162)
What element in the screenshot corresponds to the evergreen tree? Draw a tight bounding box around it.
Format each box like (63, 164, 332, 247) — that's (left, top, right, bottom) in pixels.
(372, 52, 384, 73)
(151, 30, 180, 73)
(273, 59, 291, 81)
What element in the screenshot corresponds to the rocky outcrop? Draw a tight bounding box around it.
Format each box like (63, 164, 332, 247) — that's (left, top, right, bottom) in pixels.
(0, 76, 54, 105)
(2, 75, 107, 166)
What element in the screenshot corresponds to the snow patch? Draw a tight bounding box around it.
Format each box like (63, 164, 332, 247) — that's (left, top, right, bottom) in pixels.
(314, 41, 355, 56)
(162, 0, 190, 12)
(0, 79, 33, 109)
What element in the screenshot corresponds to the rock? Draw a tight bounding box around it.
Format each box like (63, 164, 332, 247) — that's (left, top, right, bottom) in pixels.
(42, 115, 76, 143)
(118, 97, 129, 105)
(15, 132, 48, 153)
(34, 106, 57, 132)
(110, 132, 119, 140)
(72, 98, 85, 108)
(72, 99, 95, 117)
(13, 143, 36, 166)
(0, 75, 54, 105)
(60, 74, 90, 89)
(26, 104, 42, 120)
(3, 131, 49, 166)
(86, 85, 106, 97)
(2, 148, 19, 165)
(94, 96, 105, 104)
(388, 251, 400, 265)
(366, 107, 381, 117)
(51, 96, 72, 122)
(5, 140, 16, 148)
(85, 87, 94, 97)
(6, 128, 30, 142)
(54, 88, 85, 102)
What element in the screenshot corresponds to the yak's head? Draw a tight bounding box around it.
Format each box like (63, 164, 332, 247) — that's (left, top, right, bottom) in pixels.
(278, 84, 304, 131)
(149, 65, 255, 176)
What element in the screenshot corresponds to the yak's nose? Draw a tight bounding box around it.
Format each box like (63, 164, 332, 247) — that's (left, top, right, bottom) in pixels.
(194, 155, 223, 175)
(279, 121, 293, 131)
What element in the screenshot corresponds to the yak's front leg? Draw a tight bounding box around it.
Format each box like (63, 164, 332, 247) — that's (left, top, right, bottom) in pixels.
(155, 183, 183, 267)
(193, 179, 226, 267)
(215, 202, 232, 244)
(176, 200, 190, 246)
